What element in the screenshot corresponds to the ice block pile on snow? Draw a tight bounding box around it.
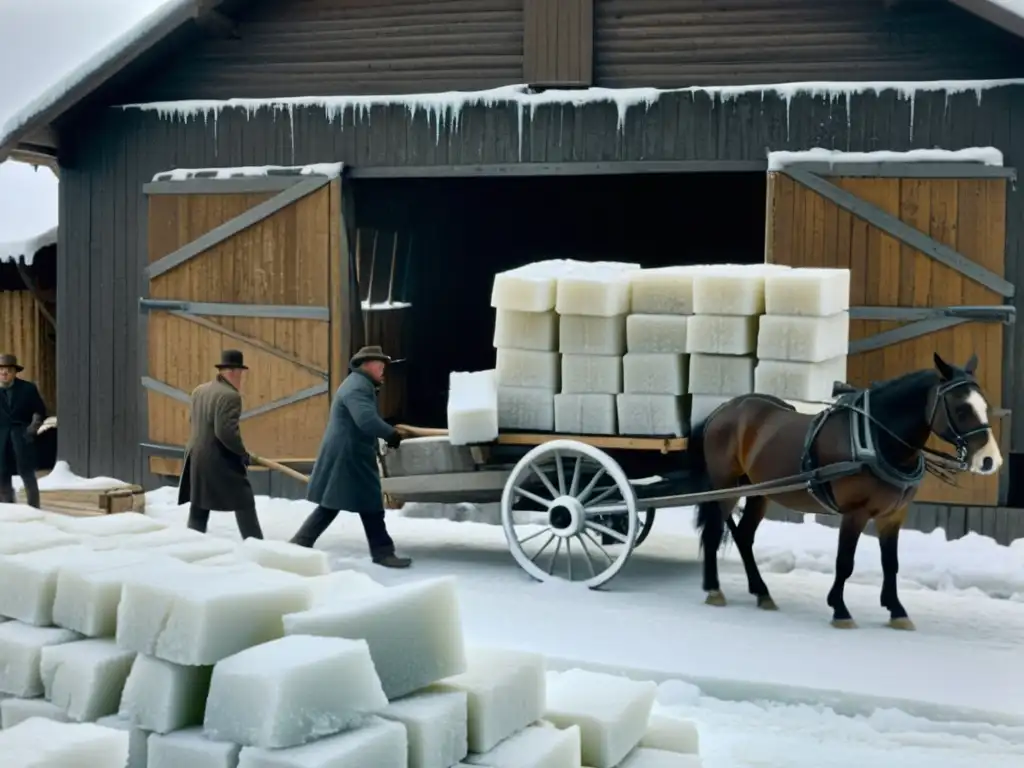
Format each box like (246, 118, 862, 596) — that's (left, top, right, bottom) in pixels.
(446, 369, 499, 446)
(755, 267, 850, 403)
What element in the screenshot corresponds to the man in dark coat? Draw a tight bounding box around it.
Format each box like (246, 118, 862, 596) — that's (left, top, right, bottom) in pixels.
(178, 350, 263, 539)
(291, 345, 410, 568)
(0, 354, 46, 508)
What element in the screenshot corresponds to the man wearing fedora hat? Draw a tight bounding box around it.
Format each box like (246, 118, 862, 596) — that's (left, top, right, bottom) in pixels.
(291, 345, 411, 568)
(0, 354, 47, 509)
(177, 349, 264, 540)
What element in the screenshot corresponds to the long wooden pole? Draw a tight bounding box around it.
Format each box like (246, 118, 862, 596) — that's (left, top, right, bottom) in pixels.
(250, 455, 310, 484)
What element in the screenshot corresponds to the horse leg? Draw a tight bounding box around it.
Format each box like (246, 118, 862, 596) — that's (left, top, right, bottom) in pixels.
(826, 512, 868, 628)
(877, 509, 915, 631)
(729, 496, 776, 610)
(698, 501, 728, 606)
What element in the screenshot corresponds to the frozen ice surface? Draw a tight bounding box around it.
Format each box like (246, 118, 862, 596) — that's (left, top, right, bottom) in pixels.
(53, 551, 178, 638)
(616, 395, 686, 437)
(40, 638, 136, 722)
(383, 436, 477, 476)
(691, 264, 790, 316)
(463, 723, 582, 768)
(204, 635, 386, 749)
(195, 550, 249, 567)
(380, 689, 468, 768)
(447, 370, 499, 446)
(640, 712, 700, 754)
(755, 356, 848, 402)
(238, 539, 330, 577)
(495, 349, 560, 390)
(559, 315, 626, 355)
(148, 726, 242, 768)
(92, 527, 205, 551)
(0, 545, 93, 625)
(561, 355, 622, 395)
(1, 697, 71, 728)
(431, 646, 546, 754)
(685, 315, 759, 355)
(45, 512, 165, 536)
(0, 621, 80, 696)
(148, 537, 237, 563)
(490, 261, 568, 312)
(622, 354, 688, 395)
(545, 668, 657, 768)
(493, 309, 558, 351)
(0, 504, 45, 523)
(119, 653, 212, 733)
(626, 315, 689, 354)
(757, 312, 850, 363)
(283, 576, 466, 700)
(94, 715, 150, 768)
(619, 747, 702, 767)
(236, 715, 407, 768)
(554, 394, 617, 435)
(556, 264, 637, 317)
(497, 387, 555, 431)
(0, 521, 80, 555)
(0, 717, 130, 767)
(687, 354, 755, 396)
(629, 267, 700, 315)
(305, 571, 384, 608)
(689, 395, 732, 427)
(116, 565, 313, 666)
(764, 267, 851, 316)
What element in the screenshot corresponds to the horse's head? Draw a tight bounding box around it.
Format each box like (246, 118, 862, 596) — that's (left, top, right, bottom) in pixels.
(930, 353, 1002, 475)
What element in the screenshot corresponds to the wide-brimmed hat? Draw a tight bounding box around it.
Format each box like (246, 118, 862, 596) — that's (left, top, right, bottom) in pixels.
(350, 345, 391, 367)
(0, 354, 23, 372)
(215, 349, 248, 370)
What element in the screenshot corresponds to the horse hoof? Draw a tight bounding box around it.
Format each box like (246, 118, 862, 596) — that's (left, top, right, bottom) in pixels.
(705, 591, 727, 607)
(889, 617, 916, 631)
(831, 618, 857, 629)
(757, 597, 778, 611)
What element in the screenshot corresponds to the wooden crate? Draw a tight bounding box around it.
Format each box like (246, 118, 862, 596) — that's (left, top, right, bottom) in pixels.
(17, 485, 146, 517)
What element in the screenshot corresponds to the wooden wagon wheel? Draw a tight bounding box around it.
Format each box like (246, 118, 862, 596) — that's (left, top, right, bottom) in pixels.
(500, 439, 639, 589)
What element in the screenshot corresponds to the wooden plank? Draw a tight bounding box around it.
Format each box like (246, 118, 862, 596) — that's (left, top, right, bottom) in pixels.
(495, 433, 688, 453)
(785, 169, 1014, 297)
(781, 162, 1015, 179)
(347, 161, 768, 179)
(145, 177, 330, 279)
(144, 177, 308, 195)
(329, 178, 345, 395)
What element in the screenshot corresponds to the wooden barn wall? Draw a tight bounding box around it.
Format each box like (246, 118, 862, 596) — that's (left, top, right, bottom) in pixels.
(592, 0, 1024, 87)
(56, 87, 1024, 539)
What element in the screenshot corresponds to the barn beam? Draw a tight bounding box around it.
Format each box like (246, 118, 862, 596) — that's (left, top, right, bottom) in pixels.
(141, 376, 190, 405)
(784, 168, 1014, 298)
(140, 299, 329, 321)
(779, 162, 1015, 180)
(144, 176, 330, 279)
(143, 177, 307, 195)
(239, 383, 329, 421)
(850, 305, 1016, 322)
(850, 317, 972, 354)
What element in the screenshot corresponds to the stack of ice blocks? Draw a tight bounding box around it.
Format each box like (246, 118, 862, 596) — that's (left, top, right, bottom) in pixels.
(755, 267, 851, 403)
(686, 264, 791, 427)
(554, 261, 640, 435)
(619, 267, 700, 437)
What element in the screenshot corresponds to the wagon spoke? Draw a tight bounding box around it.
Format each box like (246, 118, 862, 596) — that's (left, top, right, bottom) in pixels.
(517, 526, 552, 544)
(587, 520, 629, 544)
(582, 529, 615, 564)
(529, 462, 560, 500)
(529, 534, 557, 562)
(576, 467, 607, 504)
(514, 485, 552, 509)
(565, 537, 573, 580)
(575, 533, 599, 578)
(552, 450, 567, 495)
(546, 538, 563, 575)
(569, 455, 583, 497)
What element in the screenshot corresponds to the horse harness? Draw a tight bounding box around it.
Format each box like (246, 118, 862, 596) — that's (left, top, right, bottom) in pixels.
(800, 379, 984, 515)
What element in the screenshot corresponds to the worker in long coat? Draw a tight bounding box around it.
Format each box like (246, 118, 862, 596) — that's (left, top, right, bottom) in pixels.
(291, 345, 411, 568)
(178, 349, 263, 539)
(0, 354, 46, 508)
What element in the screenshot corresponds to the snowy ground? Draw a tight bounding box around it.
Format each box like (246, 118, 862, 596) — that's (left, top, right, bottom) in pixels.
(132, 483, 1024, 768)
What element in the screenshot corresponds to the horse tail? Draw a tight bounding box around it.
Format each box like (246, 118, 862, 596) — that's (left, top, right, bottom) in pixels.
(689, 413, 730, 552)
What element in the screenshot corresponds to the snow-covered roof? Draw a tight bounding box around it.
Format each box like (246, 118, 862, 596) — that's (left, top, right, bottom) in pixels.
(767, 147, 1005, 171)
(951, 0, 1024, 39)
(0, 160, 59, 265)
(152, 163, 344, 182)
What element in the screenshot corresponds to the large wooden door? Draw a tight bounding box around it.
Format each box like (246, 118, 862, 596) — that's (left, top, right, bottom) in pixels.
(140, 170, 358, 477)
(766, 159, 1014, 505)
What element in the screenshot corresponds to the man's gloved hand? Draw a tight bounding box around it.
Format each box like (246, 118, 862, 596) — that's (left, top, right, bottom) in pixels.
(242, 453, 252, 467)
(385, 431, 402, 450)
(26, 414, 42, 438)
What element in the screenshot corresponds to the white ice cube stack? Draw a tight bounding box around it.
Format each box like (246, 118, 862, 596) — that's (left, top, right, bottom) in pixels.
(755, 267, 851, 405)
(0, 504, 705, 767)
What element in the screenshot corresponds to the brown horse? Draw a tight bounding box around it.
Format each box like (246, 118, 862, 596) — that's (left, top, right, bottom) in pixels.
(691, 353, 1001, 630)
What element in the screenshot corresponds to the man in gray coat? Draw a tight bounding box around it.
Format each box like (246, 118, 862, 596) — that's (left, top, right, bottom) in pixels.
(291, 345, 410, 568)
(178, 349, 263, 540)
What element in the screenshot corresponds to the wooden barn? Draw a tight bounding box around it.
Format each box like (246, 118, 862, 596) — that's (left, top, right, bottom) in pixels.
(2, 0, 1024, 541)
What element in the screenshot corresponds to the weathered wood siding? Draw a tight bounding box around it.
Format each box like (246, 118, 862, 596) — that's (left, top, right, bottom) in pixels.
(524, 0, 593, 86)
